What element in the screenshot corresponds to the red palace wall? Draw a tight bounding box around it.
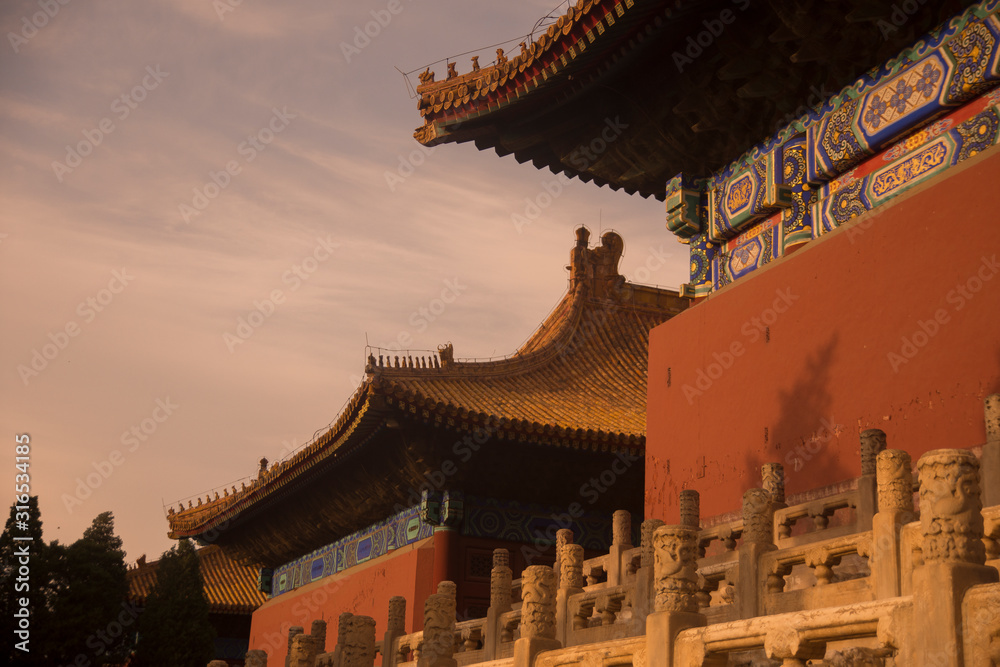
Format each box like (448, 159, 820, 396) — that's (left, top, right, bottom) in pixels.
(247, 532, 549, 665)
(646, 148, 1000, 523)
(249, 539, 436, 665)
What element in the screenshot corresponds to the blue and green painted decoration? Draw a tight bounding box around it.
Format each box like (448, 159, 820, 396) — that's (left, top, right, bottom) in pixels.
(668, 0, 1000, 296)
(269, 504, 434, 597)
(268, 493, 629, 598)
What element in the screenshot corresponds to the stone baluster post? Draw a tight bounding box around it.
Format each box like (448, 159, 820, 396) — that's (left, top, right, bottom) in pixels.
(677, 492, 708, 609)
(419, 594, 456, 667)
(436, 581, 459, 655)
(679, 490, 700, 529)
(646, 524, 706, 667)
(905, 449, 999, 667)
(761, 463, 786, 506)
(246, 649, 268, 667)
(652, 526, 699, 614)
(641, 519, 665, 569)
(860, 429, 886, 476)
(919, 450, 986, 565)
(877, 449, 914, 515)
(288, 633, 316, 667)
(383, 596, 406, 667)
(437, 580, 457, 601)
(635, 518, 665, 624)
(857, 429, 886, 530)
(763, 463, 792, 538)
(342, 616, 377, 667)
(556, 544, 584, 645)
(287, 626, 304, 667)
(311, 620, 328, 656)
(513, 566, 560, 667)
(742, 488, 775, 545)
(331, 613, 352, 667)
(984, 394, 1000, 507)
(553, 528, 573, 589)
(608, 510, 632, 586)
(484, 549, 511, 661)
(872, 449, 915, 598)
(736, 488, 775, 620)
(560, 544, 585, 590)
(490, 549, 512, 611)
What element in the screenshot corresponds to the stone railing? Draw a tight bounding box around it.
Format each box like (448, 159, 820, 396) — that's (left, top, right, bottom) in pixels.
(566, 583, 639, 643)
(454, 618, 487, 664)
(497, 609, 520, 653)
(697, 518, 742, 557)
(241, 395, 1000, 667)
(580, 554, 608, 588)
(694, 550, 737, 625)
(674, 597, 906, 665)
(762, 531, 874, 614)
(774, 488, 861, 542)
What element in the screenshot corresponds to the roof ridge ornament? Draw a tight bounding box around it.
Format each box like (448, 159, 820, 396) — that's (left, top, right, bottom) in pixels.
(568, 226, 626, 300)
(438, 342, 454, 368)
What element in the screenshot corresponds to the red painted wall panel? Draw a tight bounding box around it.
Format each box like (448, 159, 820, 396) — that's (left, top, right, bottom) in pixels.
(646, 149, 1000, 523)
(248, 539, 435, 664)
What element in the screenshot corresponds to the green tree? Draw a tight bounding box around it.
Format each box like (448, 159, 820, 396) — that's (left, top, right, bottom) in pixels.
(0, 496, 55, 667)
(48, 511, 131, 665)
(133, 539, 215, 667)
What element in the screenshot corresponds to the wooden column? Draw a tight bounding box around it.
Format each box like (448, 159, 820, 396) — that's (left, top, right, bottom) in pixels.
(431, 528, 458, 592)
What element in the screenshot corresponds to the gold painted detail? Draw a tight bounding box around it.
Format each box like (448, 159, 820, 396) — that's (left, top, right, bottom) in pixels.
(871, 140, 949, 197)
(861, 58, 945, 133)
(725, 174, 754, 215)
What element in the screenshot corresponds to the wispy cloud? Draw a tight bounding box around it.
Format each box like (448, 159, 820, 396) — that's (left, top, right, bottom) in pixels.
(0, 0, 688, 560)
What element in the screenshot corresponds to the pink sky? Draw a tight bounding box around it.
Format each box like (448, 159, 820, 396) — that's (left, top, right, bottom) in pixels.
(0, 0, 688, 563)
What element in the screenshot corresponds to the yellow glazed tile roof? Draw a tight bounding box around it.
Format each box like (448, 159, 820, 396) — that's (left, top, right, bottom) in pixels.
(167, 229, 688, 540)
(371, 288, 669, 440)
(127, 545, 266, 614)
(414, 0, 644, 140)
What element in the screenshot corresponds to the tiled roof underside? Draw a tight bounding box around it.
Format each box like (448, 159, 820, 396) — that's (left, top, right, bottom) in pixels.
(413, 0, 968, 198)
